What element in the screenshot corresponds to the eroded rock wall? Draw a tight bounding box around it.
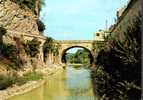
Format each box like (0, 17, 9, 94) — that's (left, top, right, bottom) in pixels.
(0, 0, 39, 35)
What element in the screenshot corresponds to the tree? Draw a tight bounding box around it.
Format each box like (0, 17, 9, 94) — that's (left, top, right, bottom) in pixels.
(93, 13, 141, 100)
(37, 19, 45, 34)
(43, 37, 54, 62)
(23, 38, 41, 57)
(65, 48, 91, 64)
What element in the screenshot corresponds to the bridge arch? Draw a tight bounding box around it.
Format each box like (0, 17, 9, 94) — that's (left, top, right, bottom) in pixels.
(61, 46, 94, 64)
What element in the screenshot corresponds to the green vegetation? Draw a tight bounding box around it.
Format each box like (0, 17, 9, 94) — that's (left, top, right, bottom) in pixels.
(65, 49, 91, 64)
(92, 41, 105, 54)
(1, 44, 24, 69)
(52, 43, 60, 57)
(23, 71, 43, 81)
(23, 38, 41, 57)
(0, 72, 18, 90)
(0, 27, 24, 70)
(91, 67, 111, 99)
(37, 19, 45, 34)
(43, 37, 60, 63)
(64, 53, 74, 63)
(92, 13, 141, 99)
(0, 28, 43, 90)
(0, 71, 43, 90)
(43, 37, 54, 62)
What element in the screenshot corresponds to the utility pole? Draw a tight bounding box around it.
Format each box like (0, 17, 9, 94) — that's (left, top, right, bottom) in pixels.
(105, 20, 108, 30)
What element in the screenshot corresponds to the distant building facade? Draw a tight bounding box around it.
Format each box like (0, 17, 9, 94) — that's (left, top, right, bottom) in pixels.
(93, 30, 110, 41)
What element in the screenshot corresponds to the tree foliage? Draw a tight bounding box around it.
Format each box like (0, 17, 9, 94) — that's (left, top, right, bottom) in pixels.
(37, 19, 45, 33)
(23, 38, 41, 57)
(0, 27, 24, 69)
(43, 37, 54, 62)
(65, 49, 91, 64)
(43, 37, 61, 63)
(52, 43, 60, 57)
(92, 13, 142, 99)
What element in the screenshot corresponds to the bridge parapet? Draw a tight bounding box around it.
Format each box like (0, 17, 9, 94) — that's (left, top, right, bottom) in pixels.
(56, 40, 94, 44)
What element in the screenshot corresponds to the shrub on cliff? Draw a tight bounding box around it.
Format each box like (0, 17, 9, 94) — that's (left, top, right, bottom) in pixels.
(0, 27, 25, 70)
(23, 38, 41, 58)
(37, 19, 45, 34)
(1, 44, 24, 69)
(43, 37, 54, 62)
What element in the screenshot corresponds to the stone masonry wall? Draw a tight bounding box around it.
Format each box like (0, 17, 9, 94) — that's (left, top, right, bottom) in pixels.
(110, 0, 142, 41)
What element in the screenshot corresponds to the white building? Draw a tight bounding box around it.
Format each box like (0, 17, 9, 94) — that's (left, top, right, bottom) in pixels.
(94, 30, 110, 41)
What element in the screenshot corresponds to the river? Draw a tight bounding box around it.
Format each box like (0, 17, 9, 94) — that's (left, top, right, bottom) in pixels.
(9, 65, 95, 100)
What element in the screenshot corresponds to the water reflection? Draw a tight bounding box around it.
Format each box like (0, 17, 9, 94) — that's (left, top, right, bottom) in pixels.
(9, 65, 95, 100)
(65, 66, 94, 100)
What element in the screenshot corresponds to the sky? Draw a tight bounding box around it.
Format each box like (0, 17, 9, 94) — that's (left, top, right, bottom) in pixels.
(40, 0, 129, 40)
(66, 48, 83, 53)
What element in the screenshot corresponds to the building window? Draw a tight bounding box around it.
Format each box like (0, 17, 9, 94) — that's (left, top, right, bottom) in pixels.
(96, 33, 100, 36)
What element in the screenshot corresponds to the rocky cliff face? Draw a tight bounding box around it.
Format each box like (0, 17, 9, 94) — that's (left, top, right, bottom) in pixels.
(0, 0, 39, 35)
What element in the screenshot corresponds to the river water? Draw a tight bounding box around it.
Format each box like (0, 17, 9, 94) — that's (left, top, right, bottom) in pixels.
(9, 65, 95, 100)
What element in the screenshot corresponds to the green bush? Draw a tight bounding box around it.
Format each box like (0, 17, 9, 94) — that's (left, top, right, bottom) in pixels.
(43, 37, 54, 62)
(23, 38, 41, 57)
(0, 72, 18, 90)
(1, 44, 23, 69)
(37, 19, 45, 33)
(15, 72, 43, 86)
(92, 13, 141, 99)
(0, 71, 44, 90)
(91, 67, 114, 99)
(15, 76, 27, 86)
(23, 71, 43, 81)
(0, 27, 23, 69)
(117, 81, 141, 100)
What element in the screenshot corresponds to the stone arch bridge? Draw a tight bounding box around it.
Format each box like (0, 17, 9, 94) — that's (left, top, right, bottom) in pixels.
(56, 40, 95, 64)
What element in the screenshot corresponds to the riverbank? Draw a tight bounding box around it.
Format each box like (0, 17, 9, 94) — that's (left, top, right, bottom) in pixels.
(8, 65, 95, 100)
(0, 64, 63, 100)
